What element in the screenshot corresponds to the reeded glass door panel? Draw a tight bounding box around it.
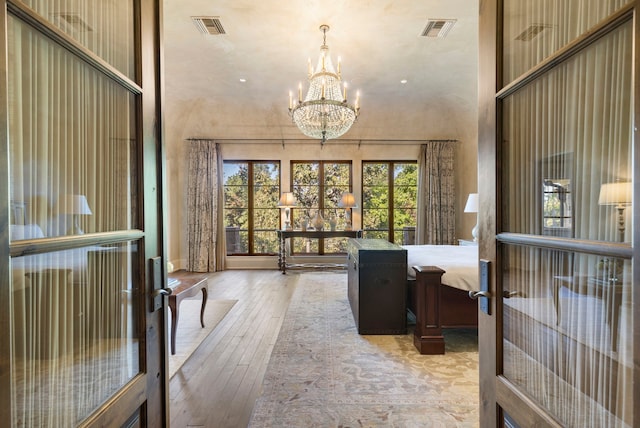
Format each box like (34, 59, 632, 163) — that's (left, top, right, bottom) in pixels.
(503, 0, 631, 84)
(502, 21, 632, 242)
(18, 0, 135, 79)
(8, 16, 137, 238)
(10, 242, 140, 426)
(502, 245, 632, 426)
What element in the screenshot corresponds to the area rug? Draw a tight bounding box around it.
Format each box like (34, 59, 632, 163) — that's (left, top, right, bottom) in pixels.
(249, 271, 479, 427)
(168, 298, 237, 378)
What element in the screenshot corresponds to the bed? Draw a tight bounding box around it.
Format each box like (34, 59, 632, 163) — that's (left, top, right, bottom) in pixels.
(403, 244, 479, 354)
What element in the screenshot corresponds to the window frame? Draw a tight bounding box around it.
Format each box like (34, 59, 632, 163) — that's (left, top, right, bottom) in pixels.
(290, 160, 353, 254)
(361, 160, 418, 244)
(223, 160, 281, 256)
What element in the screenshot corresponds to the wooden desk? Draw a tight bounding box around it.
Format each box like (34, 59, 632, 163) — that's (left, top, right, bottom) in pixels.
(277, 229, 362, 273)
(553, 274, 624, 351)
(167, 271, 208, 355)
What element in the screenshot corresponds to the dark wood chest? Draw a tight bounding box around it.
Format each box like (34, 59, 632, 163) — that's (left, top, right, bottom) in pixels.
(347, 238, 407, 334)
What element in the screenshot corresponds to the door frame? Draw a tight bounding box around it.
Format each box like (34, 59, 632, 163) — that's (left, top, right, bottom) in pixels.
(478, 1, 639, 426)
(0, 0, 169, 426)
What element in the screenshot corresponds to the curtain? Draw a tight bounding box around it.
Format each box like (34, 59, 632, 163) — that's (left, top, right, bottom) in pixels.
(187, 140, 226, 272)
(416, 142, 456, 245)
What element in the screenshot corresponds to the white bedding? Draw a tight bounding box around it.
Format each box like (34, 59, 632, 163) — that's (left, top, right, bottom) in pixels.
(402, 244, 479, 292)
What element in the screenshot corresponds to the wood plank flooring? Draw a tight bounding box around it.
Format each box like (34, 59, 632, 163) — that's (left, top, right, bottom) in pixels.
(169, 270, 298, 428)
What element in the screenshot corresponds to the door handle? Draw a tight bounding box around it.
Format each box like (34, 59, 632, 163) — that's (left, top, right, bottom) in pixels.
(503, 290, 520, 298)
(153, 287, 172, 298)
(469, 290, 491, 299)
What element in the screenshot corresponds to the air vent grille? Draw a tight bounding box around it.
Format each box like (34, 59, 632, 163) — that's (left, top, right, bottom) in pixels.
(421, 19, 457, 38)
(192, 16, 226, 35)
(515, 24, 551, 41)
(52, 13, 93, 32)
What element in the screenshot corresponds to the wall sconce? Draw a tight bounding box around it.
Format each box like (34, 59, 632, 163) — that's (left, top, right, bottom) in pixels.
(60, 194, 92, 235)
(464, 193, 479, 242)
(278, 192, 296, 230)
(598, 181, 632, 242)
(338, 192, 357, 231)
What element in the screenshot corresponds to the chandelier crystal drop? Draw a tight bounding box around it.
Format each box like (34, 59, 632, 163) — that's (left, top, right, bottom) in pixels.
(288, 25, 360, 144)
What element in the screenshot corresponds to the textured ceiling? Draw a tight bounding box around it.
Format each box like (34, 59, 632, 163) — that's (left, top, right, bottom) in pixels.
(162, 0, 479, 142)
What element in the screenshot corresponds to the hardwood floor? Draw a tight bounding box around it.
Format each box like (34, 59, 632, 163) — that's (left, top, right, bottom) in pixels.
(169, 270, 298, 428)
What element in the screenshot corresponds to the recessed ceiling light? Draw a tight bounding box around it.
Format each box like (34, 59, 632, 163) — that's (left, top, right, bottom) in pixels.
(239, 78, 247, 83)
(400, 79, 408, 84)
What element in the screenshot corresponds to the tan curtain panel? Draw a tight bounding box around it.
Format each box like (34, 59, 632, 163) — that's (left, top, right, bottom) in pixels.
(416, 142, 456, 245)
(187, 140, 226, 272)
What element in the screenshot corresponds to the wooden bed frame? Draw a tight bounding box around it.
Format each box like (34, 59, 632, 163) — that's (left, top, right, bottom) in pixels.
(407, 266, 478, 354)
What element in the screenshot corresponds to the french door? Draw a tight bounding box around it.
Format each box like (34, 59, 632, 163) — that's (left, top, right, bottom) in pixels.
(479, 1, 637, 426)
(0, 1, 168, 426)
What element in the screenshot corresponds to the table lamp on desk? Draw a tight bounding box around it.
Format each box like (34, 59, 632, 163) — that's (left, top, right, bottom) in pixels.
(278, 192, 296, 230)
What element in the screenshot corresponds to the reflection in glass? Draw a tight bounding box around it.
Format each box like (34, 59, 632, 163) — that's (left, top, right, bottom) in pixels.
(502, 22, 632, 242)
(10, 242, 140, 426)
(502, 245, 632, 426)
(503, 0, 631, 84)
(19, 0, 135, 79)
(8, 17, 137, 238)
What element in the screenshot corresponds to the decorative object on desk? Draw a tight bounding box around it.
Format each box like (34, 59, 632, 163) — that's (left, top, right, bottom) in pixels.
(59, 194, 92, 235)
(338, 191, 357, 230)
(288, 24, 360, 145)
(278, 192, 296, 230)
(300, 218, 308, 231)
(598, 181, 631, 242)
(328, 214, 337, 231)
(311, 210, 324, 230)
(464, 193, 479, 242)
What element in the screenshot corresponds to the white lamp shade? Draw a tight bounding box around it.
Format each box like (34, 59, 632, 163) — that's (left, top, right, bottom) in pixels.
(60, 194, 92, 215)
(338, 192, 357, 208)
(464, 193, 478, 213)
(278, 192, 296, 207)
(598, 182, 631, 205)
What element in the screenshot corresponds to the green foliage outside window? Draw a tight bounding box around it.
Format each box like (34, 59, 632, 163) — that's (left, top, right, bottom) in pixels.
(224, 161, 280, 254)
(291, 161, 352, 254)
(363, 162, 417, 243)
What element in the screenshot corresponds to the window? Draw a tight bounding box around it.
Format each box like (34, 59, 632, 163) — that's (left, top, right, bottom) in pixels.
(223, 161, 280, 255)
(362, 162, 418, 243)
(291, 161, 352, 254)
(542, 178, 572, 237)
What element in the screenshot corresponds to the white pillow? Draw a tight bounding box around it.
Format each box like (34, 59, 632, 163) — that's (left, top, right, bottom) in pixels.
(10, 224, 45, 240)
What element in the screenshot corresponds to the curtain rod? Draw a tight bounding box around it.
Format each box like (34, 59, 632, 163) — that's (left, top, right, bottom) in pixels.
(186, 138, 459, 146)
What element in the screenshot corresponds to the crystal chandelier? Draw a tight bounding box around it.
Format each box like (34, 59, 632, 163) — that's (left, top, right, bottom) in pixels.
(289, 25, 360, 144)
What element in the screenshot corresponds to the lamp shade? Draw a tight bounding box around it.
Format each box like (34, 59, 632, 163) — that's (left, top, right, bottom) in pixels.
(60, 194, 92, 215)
(278, 192, 296, 207)
(338, 192, 357, 209)
(464, 193, 478, 213)
(598, 182, 631, 205)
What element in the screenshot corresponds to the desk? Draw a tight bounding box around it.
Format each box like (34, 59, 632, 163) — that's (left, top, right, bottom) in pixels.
(167, 271, 208, 355)
(277, 229, 362, 274)
(553, 275, 624, 351)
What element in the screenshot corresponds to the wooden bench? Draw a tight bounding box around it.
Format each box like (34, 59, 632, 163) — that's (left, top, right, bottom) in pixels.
(167, 271, 209, 355)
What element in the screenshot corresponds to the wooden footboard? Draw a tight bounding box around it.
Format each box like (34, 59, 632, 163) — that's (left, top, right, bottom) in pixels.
(408, 266, 478, 355)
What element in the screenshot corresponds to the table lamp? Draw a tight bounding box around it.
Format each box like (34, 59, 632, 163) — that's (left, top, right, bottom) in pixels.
(278, 192, 296, 230)
(598, 181, 632, 242)
(61, 194, 92, 235)
(338, 192, 358, 231)
(464, 193, 479, 242)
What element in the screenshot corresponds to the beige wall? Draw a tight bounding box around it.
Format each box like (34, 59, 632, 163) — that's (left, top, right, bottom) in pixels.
(164, 100, 478, 270)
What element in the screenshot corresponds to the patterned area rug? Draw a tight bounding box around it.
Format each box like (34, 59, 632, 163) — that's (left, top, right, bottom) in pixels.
(249, 272, 479, 427)
(169, 298, 237, 378)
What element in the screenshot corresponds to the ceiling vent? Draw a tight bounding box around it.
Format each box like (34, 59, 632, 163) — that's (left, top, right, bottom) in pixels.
(192, 16, 226, 35)
(421, 19, 457, 38)
(515, 24, 551, 41)
(52, 13, 93, 32)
